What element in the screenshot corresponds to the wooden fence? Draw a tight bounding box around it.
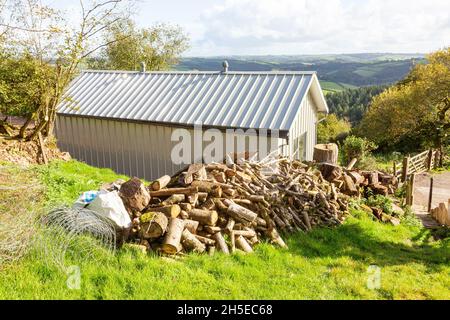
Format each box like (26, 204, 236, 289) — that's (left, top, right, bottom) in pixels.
(393, 149, 441, 182)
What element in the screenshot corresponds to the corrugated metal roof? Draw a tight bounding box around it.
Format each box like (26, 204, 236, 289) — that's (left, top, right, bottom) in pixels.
(58, 70, 327, 131)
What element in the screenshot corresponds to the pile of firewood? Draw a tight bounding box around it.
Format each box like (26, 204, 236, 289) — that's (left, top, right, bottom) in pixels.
(115, 157, 350, 255)
(318, 160, 398, 198)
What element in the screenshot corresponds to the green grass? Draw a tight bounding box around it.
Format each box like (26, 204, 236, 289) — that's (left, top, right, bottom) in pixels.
(35, 160, 131, 207)
(365, 152, 405, 173)
(0, 160, 449, 300)
(320, 81, 358, 94)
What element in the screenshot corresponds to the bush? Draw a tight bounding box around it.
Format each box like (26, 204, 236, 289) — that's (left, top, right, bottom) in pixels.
(401, 206, 422, 228)
(0, 54, 56, 118)
(317, 114, 351, 144)
(356, 156, 378, 171)
(364, 195, 393, 215)
(341, 135, 377, 167)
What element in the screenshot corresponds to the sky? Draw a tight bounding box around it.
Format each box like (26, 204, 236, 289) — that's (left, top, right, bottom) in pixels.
(53, 0, 450, 56)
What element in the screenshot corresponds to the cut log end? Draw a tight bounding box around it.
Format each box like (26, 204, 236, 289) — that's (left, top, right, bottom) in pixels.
(313, 144, 339, 165)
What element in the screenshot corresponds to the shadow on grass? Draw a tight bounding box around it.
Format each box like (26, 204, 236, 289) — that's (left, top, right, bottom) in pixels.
(285, 220, 450, 272)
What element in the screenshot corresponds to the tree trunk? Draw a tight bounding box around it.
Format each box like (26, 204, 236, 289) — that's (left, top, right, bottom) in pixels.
(180, 210, 189, 219)
(233, 229, 256, 238)
(188, 209, 218, 226)
(184, 164, 207, 184)
(37, 132, 48, 165)
(151, 175, 171, 191)
(191, 180, 232, 192)
(197, 192, 208, 203)
(18, 116, 33, 139)
(235, 235, 253, 253)
(194, 234, 216, 246)
(183, 219, 199, 234)
(343, 174, 358, 196)
(140, 212, 168, 239)
(207, 246, 215, 256)
(150, 186, 198, 197)
(204, 226, 221, 234)
(161, 194, 185, 206)
(223, 199, 258, 223)
(179, 203, 192, 211)
(146, 205, 181, 218)
(186, 192, 199, 205)
(225, 218, 235, 233)
(346, 158, 357, 170)
(119, 177, 151, 212)
(212, 232, 229, 254)
(26, 112, 48, 141)
(162, 218, 185, 254)
(267, 228, 288, 248)
(44, 106, 57, 137)
(181, 229, 206, 253)
(319, 163, 343, 181)
(313, 144, 339, 165)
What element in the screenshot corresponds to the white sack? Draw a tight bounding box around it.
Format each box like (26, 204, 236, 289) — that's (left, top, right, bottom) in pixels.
(87, 190, 131, 229)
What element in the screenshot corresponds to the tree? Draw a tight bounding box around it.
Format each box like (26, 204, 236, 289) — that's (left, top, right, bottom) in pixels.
(317, 114, 351, 144)
(358, 48, 450, 155)
(0, 0, 135, 140)
(89, 19, 189, 71)
(0, 53, 56, 138)
(325, 85, 387, 125)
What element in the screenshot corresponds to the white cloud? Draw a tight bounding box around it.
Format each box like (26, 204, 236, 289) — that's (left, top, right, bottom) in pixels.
(188, 0, 450, 55)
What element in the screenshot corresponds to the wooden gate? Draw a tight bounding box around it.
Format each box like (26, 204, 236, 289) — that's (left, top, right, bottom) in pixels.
(394, 149, 441, 182)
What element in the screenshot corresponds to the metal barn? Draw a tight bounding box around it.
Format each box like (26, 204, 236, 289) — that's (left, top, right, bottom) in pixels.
(56, 68, 328, 180)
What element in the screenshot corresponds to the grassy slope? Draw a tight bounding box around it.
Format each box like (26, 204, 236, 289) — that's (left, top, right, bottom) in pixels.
(0, 160, 449, 300)
(320, 81, 358, 95)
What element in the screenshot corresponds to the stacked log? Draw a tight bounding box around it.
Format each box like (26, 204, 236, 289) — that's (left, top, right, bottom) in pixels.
(318, 163, 398, 197)
(430, 200, 450, 226)
(119, 158, 350, 255)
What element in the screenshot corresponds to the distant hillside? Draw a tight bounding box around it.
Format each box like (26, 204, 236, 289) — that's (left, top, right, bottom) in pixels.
(174, 53, 425, 88)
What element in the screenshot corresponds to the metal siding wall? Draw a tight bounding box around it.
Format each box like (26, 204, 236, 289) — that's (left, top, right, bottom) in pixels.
(289, 92, 319, 161)
(57, 116, 288, 180)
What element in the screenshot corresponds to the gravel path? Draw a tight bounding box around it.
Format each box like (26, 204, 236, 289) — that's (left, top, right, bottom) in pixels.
(413, 172, 450, 209)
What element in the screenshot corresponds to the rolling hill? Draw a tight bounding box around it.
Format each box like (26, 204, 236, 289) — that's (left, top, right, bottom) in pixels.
(174, 53, 425, 89)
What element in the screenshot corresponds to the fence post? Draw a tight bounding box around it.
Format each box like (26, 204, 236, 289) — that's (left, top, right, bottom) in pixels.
(405, 174, 416, 206)
(410, 174, 416, 206)
(434, 150, 440, 169)
(402, 156, 409, 182)
(428, 177, 434, 213)
(427, 149, 433, 171)
(406, 174, 416, 206)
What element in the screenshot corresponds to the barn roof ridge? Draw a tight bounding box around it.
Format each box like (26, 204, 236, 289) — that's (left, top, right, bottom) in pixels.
(58, 70, 328, 131)
(80, 69, 319, 76)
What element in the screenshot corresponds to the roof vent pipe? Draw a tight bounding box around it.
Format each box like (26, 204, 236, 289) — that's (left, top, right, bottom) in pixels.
(140, 61, 146, 73)
(222, 60, 229, 73)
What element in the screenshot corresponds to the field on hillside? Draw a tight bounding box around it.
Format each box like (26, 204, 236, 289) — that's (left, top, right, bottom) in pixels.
(0, 160, 449, 300)
(319, 81, 357, 94)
